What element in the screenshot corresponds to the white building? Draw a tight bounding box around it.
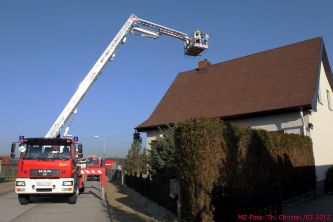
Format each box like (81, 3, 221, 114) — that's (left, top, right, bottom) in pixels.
(136, 37, 333, 193)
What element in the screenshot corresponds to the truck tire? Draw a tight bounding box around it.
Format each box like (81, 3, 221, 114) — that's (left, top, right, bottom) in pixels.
(68, 186, 79, 204)
(18, 194, 30, 205)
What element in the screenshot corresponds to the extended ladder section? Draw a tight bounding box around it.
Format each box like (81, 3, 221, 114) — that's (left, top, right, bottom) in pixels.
(45, 14, 208, 138)
(133, 17, 209, 56)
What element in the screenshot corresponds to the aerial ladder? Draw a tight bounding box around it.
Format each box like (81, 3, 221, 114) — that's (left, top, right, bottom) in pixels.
(11, 14, 208, 205)
(45, 14, 209, 138)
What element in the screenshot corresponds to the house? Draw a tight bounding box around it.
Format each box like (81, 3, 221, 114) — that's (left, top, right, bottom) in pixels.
(136, 37, 333, 193)
(0, 156, 12, 165)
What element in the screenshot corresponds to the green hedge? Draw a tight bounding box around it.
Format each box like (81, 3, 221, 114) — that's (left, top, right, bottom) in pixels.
(221, 122, 315, 198)
(175, 118, 224, 222)
(174, 117, 316, 221)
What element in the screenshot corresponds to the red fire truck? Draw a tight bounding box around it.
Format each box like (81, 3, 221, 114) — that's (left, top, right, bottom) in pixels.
(11, 136, 84, 205)
(85, 155, 102, 181)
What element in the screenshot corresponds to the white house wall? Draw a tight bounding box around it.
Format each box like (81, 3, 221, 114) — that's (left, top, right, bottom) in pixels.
(230, 112, 307, 135)
(308, 61, 333, 183)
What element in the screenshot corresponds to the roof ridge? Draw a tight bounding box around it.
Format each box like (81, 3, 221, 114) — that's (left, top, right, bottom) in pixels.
(219, 36, 322, 65)
(178, 37, 322, 75)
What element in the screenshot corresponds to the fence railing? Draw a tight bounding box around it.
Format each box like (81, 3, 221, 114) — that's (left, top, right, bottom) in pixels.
(0, 164, 17, 182)
(115, 172, 283, 221)
(124, 174, 178, 214)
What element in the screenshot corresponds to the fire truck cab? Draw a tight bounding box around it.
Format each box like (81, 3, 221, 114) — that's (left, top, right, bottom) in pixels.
(11, 136, 84, 205)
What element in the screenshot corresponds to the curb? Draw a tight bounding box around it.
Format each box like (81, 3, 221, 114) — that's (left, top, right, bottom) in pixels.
(104, 186, 114, 222)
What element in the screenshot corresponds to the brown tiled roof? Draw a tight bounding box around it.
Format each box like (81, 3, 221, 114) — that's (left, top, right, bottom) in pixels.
(137, 37, 330, 131)
(0, 156, 12, 164)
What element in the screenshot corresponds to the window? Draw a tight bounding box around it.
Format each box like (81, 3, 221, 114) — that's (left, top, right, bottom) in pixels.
(327, 90, 332, 110)
(24, 144, 70, 160)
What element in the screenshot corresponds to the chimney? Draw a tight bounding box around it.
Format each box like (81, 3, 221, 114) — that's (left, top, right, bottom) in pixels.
(198, 59, 211, 70)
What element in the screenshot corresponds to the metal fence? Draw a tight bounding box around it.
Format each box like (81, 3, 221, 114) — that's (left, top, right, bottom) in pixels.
(114, 171, 283, 221)
(0, 164, 17, 182)
(124, 174, 178, 214)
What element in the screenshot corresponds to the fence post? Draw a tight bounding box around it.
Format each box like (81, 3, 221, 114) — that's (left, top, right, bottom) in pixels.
(177, 190, 181, 221)
(170, 179, 181, 220)
(100, 168, 105, 200)
(11, 164, 14, 179)
(121, 171, 124, 186)
(0, 160, 2, 175)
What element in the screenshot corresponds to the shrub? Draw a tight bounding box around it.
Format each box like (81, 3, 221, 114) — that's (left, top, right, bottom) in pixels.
(148, 126, 176, 182)
(175, 118, 224, 222)
(124, 133, 147, 175)
(220, 123, 315, 198)
(173, 118, 315, 221)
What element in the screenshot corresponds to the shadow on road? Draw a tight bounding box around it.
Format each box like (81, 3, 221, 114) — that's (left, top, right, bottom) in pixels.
(29, 195, 70, 204)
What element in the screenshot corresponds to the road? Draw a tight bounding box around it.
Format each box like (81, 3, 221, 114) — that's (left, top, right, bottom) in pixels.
(0, 180, 110, 222)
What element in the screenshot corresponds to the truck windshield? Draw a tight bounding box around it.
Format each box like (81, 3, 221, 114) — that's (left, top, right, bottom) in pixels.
(86, 160, 99, 166)
(23, 144, 71, 160)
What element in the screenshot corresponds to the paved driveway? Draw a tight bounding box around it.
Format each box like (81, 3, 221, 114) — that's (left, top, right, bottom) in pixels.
(283, 194, 333, 222)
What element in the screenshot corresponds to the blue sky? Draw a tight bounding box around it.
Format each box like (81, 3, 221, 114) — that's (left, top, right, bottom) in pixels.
(0, 0, 332, 157)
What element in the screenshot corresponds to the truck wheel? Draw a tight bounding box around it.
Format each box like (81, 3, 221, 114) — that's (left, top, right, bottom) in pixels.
(18, 194, 30, 205)
(68, 186, 79, 204)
